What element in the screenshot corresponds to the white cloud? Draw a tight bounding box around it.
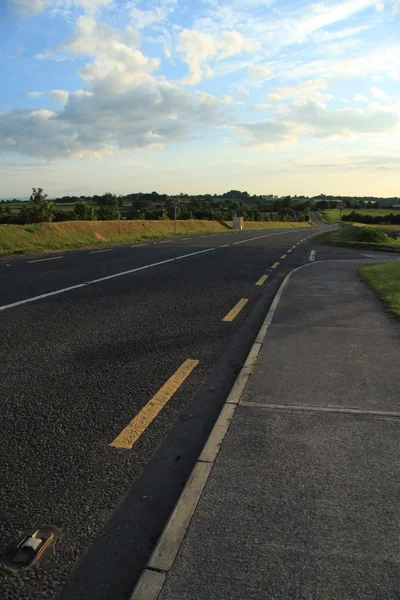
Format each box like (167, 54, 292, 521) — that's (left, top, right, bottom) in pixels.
(178, 28, 260, 84)
(130, 6, 173, 29)
(6, 0, 112, 16)
(237, 120, 302, 148)
(1, 77, 227, 160)
(249, 65, 272, 79)
(57, 16, 158, 91)
(277, 44, 400, 81)
(290, 100, 399, 138)
(236, 87, 250, 100)
(393, 2, 400, 14)
(28, 91, 46, 98)
(268, 80, 333, 104)
(375, 1, 385, 10)
(50, 90, 70, 104)
(370, 86, 390, 101)
(353, 93, 370, 103)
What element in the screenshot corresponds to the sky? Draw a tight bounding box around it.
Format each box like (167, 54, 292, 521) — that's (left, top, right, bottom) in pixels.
(0, 0, 400, 198)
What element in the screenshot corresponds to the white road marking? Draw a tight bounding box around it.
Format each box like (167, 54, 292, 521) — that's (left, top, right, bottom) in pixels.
(131, 244, 147, 248)
(220, 244, 229, 248)
(232, 231, 301, 246)
(160, 240, 173, 244)
(309, 250, 316, 262)
(28, 256, 64, 264)
(0, 248, 216, 312)
(181, 237, 192, 240)
(90, 248, 114, 254)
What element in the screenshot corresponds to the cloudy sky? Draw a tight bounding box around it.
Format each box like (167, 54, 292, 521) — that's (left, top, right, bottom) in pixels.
(1, 0, 399, 197)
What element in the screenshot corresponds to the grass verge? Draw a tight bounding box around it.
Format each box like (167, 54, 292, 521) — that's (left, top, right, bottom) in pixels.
(358, 263, 400, 320)
(0, 219, 313, 257)
(317, 225, 400, 253)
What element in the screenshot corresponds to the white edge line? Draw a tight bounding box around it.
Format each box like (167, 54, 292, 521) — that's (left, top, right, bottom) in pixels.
(89, 248, 115, 254)
(0, 248, 216, 312)
(129, 259, 313, 600)
(27, 256, 65, 264)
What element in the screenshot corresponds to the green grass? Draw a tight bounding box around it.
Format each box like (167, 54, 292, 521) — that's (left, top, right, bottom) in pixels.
(317, 225, 400, 253)
(318, 210, 333, 224)
(358, 263, 400, 320)
(326, 208, 400, 224)
(0, 219, 313, 257)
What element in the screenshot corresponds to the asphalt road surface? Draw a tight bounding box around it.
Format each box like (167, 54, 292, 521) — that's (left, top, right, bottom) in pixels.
(0, 225, 331, 599)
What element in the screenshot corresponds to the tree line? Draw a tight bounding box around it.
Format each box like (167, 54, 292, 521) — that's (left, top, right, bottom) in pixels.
(0, 189, 312, 225)
(342, 211, 400, 225)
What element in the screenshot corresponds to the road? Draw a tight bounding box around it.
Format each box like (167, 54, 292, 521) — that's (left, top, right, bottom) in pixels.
(0, 225, 329, 599)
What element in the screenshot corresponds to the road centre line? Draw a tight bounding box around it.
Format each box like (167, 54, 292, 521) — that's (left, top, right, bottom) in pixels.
(220, 244, 229, 248)
(281, 254, 287, 259)
(223, 298, 248, 322)
(232, 230, 303, 246)
(0, 247, 216, 312)
(287, 249, 292, 253)
(272, 262, 280, 269)
(256, 275, 269, 286)
(90, 248, 115, 254)
(110, 359, 199, 449)
(27, 256, 64, 264)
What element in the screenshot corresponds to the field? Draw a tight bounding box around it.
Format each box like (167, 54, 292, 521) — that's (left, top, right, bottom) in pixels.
(0, 219, 312, 257)
(325, 208, 400, 224)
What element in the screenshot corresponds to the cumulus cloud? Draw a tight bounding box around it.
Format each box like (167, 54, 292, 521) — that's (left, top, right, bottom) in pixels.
(178, 28, 260, 84)
(57, 16, 158, 91)
(375, 1, 385, 10)
(50, 90, 70, 104)
(0, 82, 227, 159)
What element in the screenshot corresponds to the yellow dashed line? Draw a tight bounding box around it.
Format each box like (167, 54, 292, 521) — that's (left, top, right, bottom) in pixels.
(287, 249, 292, 253)
(110, 359, 199, 449)
(272, 262, 280, 269)
(281, 254, 287, 259)
(256, 275, 269, 286)
(223, 298, 248, 322)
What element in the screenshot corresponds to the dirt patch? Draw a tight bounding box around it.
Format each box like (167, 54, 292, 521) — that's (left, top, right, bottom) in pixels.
(94, 232, 108, 241)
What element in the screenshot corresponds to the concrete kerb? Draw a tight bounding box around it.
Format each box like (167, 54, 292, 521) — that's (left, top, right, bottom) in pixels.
(129, 233, 330, 600)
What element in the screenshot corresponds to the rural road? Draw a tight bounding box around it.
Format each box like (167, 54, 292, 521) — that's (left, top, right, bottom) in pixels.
(1, 225, 332, 599)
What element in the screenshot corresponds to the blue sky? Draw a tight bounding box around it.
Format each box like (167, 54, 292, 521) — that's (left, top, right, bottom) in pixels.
(1, 0, 400, 198)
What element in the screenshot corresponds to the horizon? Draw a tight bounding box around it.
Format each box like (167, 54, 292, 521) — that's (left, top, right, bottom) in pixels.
(1, 0, 400, 197)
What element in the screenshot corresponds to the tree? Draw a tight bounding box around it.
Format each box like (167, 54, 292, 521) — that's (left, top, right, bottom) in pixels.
(97, 194, 120, 220)
(19, 188, 55, 223)
(74, 200, 96, 221)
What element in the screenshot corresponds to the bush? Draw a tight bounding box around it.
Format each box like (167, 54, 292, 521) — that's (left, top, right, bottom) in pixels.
(347, 226, 391, 244)
(74, 200, 96, 221)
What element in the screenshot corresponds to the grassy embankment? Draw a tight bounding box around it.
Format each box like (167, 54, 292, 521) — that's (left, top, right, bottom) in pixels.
(359, 263, 400, 320)
(317, 224, 400, 253)
(0, 219, 312, 257)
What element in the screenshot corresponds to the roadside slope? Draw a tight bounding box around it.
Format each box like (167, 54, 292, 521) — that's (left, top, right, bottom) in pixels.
(0, 220, 313, 257)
